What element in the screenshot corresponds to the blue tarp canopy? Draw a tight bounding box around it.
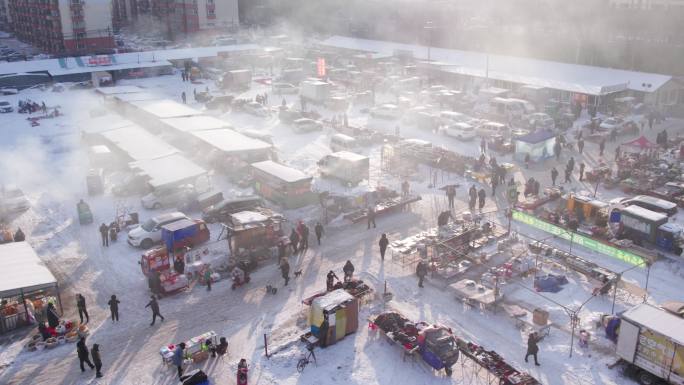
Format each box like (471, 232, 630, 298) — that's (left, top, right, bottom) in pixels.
(516, 130, 556, 144)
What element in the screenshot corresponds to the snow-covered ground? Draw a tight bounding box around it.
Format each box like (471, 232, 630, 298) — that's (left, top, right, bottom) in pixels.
(0, 71, 683, 385)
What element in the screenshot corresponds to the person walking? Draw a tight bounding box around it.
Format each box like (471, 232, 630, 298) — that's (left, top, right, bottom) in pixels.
(478, 188, 486, 210)
(524, 153, 531, 169)
(107, 295, 119, 322)
(145, 296, 164, 326)
(181, 92, 186, 104)
(564, 167, 572, 183)
(77, 337, 95, 372)
(204, 267, 212, 291)
(367, 207, 377, 229)
(76, 294, 89, 324)
(99, 223, 109, 247)
(567, 156, 575, 174)
(416, 260, 428, 288)
(280, 258, 290, 286)
(446, 185, 456, 209)
(524, 332, 541, 366)
(480, 137, 486, 154)
(401, 180, 410, 197)
(577, 138, 584, 154)
(599, 138, 606, 157)
(314, 222, 324, 245)
(91, 343, 103, 378)
(343, 260, 355, 282)
(554, 139, 562, 161)
(614, 146, 621, 161)
(468, 185, 477, 211)
(491, 174, 498, 197)
(379, 233, 389, 261)
(289, 229, 299, 254)
(173, 342, 186, 378)
(579, 162, 585, 181)
(551, 167, 559, 186)
(300, 224, 309, 250)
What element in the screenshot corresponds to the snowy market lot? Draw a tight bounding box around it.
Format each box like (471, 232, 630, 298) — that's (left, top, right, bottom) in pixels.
(0, 73, 682, 385)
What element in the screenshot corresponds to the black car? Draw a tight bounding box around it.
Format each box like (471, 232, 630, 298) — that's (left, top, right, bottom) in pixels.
(202, 196, 263, 223)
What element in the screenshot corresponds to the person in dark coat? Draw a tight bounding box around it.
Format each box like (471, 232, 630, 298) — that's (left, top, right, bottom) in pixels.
(553, 140, 561, 161)
(416, 260, 428, 288)
(599, 138, 606, 156)
(77, 337, 95, 372)
(468, 185, 477, 211)
(446, 185, 456, 209)
(215, 337, 228, 357)
(145, 296, 164, 326)
(478, 188, 486, 210)
(577, 138, 584, 154)
(579, 162, 586, 181)
(204, 267, 212, 291)
(46, 302, 59, 328)
(148, 271, 162, 295)
(326, 270, 338, 291)
(289, 229, 299, 254)
(343, 260, 355, 282)
(319, 314, 330, 348)
(480, 137, 486, 154)
(367, 206, 376, 229)
(314, 222, 324, 245)
(173, 256, 185, 275)
(13, 227, 25, 242)
(181, 92, 186, 104)
(551, 167, 559, 186)
(77, 294, 89, 324)
(614, 146, 621, 161)
(107, 294, 119, 322)
(300, 224, 309, 250)
(379, 233, 389, 261)
(564, 167, 572, 183)
(99, 223, 109, 247)
(567, 157, 575, 174)
(280, 258, 290, 286)
(172, 342, 186, 378)
(524, 332, 541, 366)
(91, 343, 103, 378)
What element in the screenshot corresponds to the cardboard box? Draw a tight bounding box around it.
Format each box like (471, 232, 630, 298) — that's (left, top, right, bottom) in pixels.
(192, 350, 209, 363)
(533, 308, 549, 325)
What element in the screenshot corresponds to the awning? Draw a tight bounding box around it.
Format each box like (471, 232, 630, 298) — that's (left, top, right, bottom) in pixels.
(0, 242, 57, 297)
(621, 135, 657, 150)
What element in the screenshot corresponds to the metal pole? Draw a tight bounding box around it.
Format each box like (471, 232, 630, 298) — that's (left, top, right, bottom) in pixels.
(569, 312, 577, 358)
(611, 274, 620, 314)
(643, 263, 651, 303)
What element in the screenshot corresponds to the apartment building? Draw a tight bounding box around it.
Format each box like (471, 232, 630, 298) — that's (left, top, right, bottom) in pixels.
(7, 0, 114, 53)
(112, 0, 237, 36)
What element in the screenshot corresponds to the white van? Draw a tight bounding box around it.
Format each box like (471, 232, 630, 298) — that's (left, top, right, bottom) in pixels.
(330, 134, 358, 152)
(127, 211, 189, 248)
(489, 97, 525, 120)
(444, 122, 477, 141)
(477, 121, 509, 137)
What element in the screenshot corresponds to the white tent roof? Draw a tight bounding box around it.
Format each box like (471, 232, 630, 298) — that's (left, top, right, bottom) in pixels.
(0, 44, 260, 76)
(113, 92, 162, 103)
(191, 128, 272, 154)
(312, 289, 354, 311)
(251, 161, 311, 183)
(320, 36, 672, 95)
(78, 115, 135, 136)
(161, 116, 231, 133)
(329, 151, 368, 162)
(130, 153, 206, 189)
(0, 242, 57, 297)
(129, 99, 203, 119)
(101, 125, 178, 161)
(622, 304, 684, 345)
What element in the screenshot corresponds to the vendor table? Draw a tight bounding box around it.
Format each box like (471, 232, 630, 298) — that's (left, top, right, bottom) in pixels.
(159, 330, 218, 365)
(503, 305, 551, 338)
(449, 279, 500, 310)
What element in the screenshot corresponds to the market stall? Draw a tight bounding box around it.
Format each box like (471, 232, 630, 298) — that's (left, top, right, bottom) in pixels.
(514, 130, 556, 162)
(251, 161, 318, 209)
(303, 289, 359, 347)
(0, 242, 62, 334)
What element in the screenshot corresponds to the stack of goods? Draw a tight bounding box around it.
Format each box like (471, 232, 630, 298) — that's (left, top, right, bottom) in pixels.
(339, 279, 371, 298)
(457, 340, 541, 385)
(373, 312, 421, 351)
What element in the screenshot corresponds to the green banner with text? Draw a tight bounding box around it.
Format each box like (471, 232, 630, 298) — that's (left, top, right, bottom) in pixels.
(512, 210, 643, 266)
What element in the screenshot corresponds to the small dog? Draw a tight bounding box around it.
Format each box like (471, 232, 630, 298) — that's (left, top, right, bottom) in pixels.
(293, 269, 303, 278)
(265, 285, 278, 295)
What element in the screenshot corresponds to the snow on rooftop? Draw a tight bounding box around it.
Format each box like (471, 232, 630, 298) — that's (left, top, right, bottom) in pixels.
(101, 125, 178, 161)
(78, 115, 135, 136)
(0, 242, 57, 297)
(129, 99, 203, 119)
(230, 210, 269, 225)
(94, 85, 144, 95)
(251, 160, 311, 183)
(130, 153, 206, 189)
(161, 115, 231, 133)
(49, 60, 172, 76)
(320, 35, 672, 95)
(622, 304, 684, 345)
(621, 204, 668, 223)
(191, 128, 272, 153)
(311, 289, 354, 311)
(329, 151, 368, 162)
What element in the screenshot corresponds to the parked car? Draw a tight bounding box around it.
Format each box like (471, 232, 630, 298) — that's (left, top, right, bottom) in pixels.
(127, 211, 189, 249)
(444, 122, 477, 141)
(293, 118, 323, 133)
(202, 196, 264, 223)
(599, 116, 632, 131)
(476, 121, 508, 137)
(272, 83, 298, 95)
(370, 103, 401, 120)
(243, 101, 269, 117)
(0, 101, 13, 113)
(141, 185, 196, 210)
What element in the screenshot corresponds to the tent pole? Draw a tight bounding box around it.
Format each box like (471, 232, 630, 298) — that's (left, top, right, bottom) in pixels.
(56, 283, 64, 314)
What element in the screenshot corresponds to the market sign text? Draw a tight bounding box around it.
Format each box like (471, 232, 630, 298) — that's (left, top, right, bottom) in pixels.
(512, 210, 644, 266)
